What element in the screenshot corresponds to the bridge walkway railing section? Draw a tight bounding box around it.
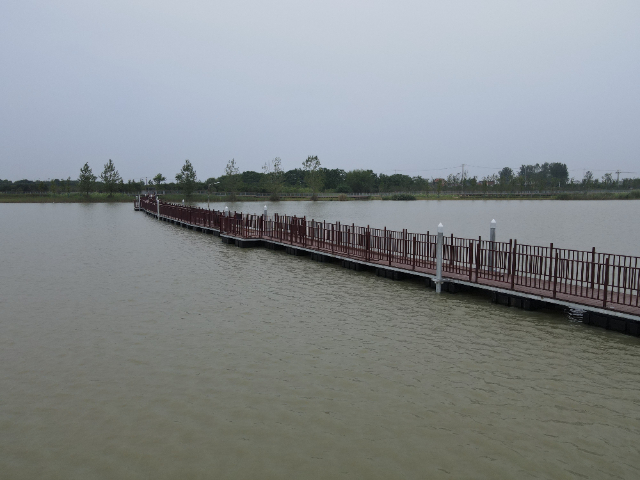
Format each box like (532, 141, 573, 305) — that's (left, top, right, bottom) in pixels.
(136, 196, 640, 317)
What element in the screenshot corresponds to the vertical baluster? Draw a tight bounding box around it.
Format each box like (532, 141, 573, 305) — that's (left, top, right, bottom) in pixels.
(603, 257, 610, 308)
(510, 240, 517, 289)
(412, 235, 417, 271)
(366, 226, 370, 262)
(468, 240, 473, 281)
(476, 239, 481, 280)
(553, 251, 559, 298)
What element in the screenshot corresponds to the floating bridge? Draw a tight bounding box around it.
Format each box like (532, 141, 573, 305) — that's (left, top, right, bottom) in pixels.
(136, 196, 640, 336)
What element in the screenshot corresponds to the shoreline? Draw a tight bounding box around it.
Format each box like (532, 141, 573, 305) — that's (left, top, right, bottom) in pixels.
(2, 190, 639, 203)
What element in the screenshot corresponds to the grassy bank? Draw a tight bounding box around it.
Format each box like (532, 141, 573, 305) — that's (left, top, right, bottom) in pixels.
(2, 190, 639, 203)
(0, 193, 137, 203)
(554, 190, 640, 200)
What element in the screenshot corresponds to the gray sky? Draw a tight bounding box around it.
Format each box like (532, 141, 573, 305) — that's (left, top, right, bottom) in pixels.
(1, 0, 639, 182)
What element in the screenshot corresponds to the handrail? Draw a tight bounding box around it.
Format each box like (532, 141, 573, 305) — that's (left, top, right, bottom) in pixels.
(136, 196, 640, 312)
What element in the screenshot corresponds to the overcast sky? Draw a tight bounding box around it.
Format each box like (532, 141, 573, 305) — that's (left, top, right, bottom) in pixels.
(1, 1, 638, 182)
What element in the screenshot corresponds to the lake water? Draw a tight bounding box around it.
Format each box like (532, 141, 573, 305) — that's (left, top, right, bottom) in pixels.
(1, 201, 639, 479)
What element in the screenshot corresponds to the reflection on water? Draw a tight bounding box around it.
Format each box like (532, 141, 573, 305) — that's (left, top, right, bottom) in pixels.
(1, 203, 639, 479)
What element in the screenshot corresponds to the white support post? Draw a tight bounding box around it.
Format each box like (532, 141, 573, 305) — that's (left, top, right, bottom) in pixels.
(224, 206, 229, 217)
(436, 223, 443, 293)
(263, 205, 267, 219)
(489, 219, 496, 272)
(156, 196, 160, 220)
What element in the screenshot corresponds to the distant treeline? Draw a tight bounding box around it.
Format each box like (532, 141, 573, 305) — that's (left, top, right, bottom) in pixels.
(0, 178, 143, 195)
(203, 163, 640, 194)
(3, 160, 639, 196)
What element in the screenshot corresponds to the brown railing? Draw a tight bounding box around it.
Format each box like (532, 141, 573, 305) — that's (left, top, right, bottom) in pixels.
(137, 196, 640, 315)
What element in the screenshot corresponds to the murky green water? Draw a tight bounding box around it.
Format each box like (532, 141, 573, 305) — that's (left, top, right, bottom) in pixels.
(1, 202, 639, 479)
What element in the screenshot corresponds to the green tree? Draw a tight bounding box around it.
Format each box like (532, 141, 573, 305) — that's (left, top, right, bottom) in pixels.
(283, 168, 306, 188)
(411, 176, 429, 194)
(383, 173, 413, 192)
(262, 157, 284, 200)
(345, 169, 376, 193)
(78, 163, 96, 196)
(100, 159, 122, 197)
(37, 181, 47, 194)
(498, 167, 514, 189)
(224, 158, 240, 200)
(13, 179, 31, 193)
(65, 177, 72, 196)
(241, 171, 263, 188)
(548, 162, 569, 185)
(205, 177, 221, 197)
(126, 179, 143, 194)
(175, 160, 198, 198)
(322, 168, 346, 190)
(49, 179, 57, 195)
(302, 155, 324, 199)
(481, 175, 497, 195)
(414, 177, 424, 194)
(205, 177, 218, 188)
(518, 164, 539, 189)
(152, 173, 166, 191)
(582, 171, 593, 192)
(225, 158, 239, 177)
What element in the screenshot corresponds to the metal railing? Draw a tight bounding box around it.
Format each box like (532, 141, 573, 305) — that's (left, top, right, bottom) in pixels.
(137, 196, 640, 313)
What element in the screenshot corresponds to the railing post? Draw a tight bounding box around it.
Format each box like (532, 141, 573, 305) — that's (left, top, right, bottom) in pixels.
(507, 238, 512, 280)
(510, 240, 517, 289)
(590, 247, 596, 293)
(424, 231, 429, 266)
(331, 224, 334, 254)
(403, 229, 407, 262)
(468, 240, 473, 281)
(157, 197, 160, 220)
(323, 220, 326, 249)
(450, 234, 454, 268)
(489, 219, 496, 272)
(436, 223, 443, 293)
(603, 257, 610, 308)
(383, 227, 387, 263)
(311, 220, 315, 247)
(352, 223, 355, 257)
(366, 226, 370, 262)
(412, 235, 416, 270)
(553, 251, 559, 298)
(475, 236, 481, 280)
(303, 219, 307, 248)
